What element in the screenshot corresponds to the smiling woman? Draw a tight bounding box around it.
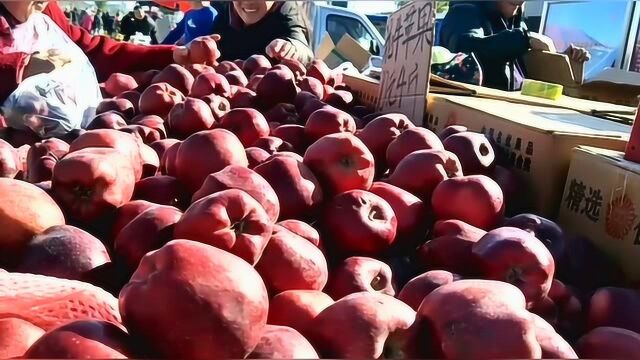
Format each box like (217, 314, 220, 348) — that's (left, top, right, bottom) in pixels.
(210, 1, 312, 65)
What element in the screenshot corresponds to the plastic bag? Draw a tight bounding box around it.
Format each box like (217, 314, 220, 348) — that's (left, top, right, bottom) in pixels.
(1, 65, 102, 138)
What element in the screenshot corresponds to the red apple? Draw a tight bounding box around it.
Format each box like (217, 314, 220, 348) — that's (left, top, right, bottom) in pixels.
(167, 97, 215, 139)
(304, 133, 374, 194)
(252, 136, 294, 154)
(576, 327, 640, 358)
(86, 111, 127, 130)
(249, 325, 319, 359)
(149, 138, 179, 162)
(304, 107, 356, 142)
(69, 129, 143, 180)
(114, 205, 182, 272)
(472, 227, 555, 305)
(273, 124, 307, 154)
(256, 69, 297, 108)
(264, 103, 299, 125)
(327, 256, 395, 300)
(246, 146, 271, 168)
(132, 114, 166, 138)
(298, 76, 324, 99)
(130, 69, 158, 91)
(0, 139, 20, 179)
(531, 313, 577, 358)
(133, 175, 189, 208)
(17, 225, 110, 281)
(119, 240, 268, 358)
(324, 90, 354, 111)
(415, 279, 541, 358)
(51, 148, 136, 222)
(587, 287, 640, 333)
(25, 320, 134, 359)
(215, 60, 240, 74)
(388, 149, 463, 200)
(386, 127, 443, 171)
(254, 156, 323, 220)
(256, 228, 328, 293)
(160, 140, 181, 176)
(201, 94, 231, 120)
(105, 73, 138, 97)
(369, 182, 427, 245)
(116, 90, 141, 115)
(192, 165, 280, 223)
(443, 132, 496, 175)
(183, 63, 215, 77)
(225, 70, 248, 87)
(307, 59, 331, 85)
(139, 143, 160, 177)
(310, 292, 415, 358)
(322, 190, 397, 256)
(229, 87, 257, 108)
(280, 58, 306, 79)
(268, 290, 333, 337)
(120, 124, 161, 144)
(218, 108, 270, 147)
(111, 200, 159, 241)
(187, 36, 221, 65)
(152, 64, 194, 95)
(0, 318, 44, 359)
(243, 55, 271, 76)
(431, 175, 505, 230)
(357, 113, 414, 171)
(277, 219, 321, 247)
(247, 74, 264, 92)
(175, 129, 248, 192)
(173, 189, 273, 264)
(139, 82, 185, 118)
(504, 214, 566, 263)
(418, 219, 486, 275)
(96, 98, 135, 120)
(438, 125, 467, 141)
(399, 270, 462, 311)
(0, 272, 121, 331)
(190, 72, 231, 98)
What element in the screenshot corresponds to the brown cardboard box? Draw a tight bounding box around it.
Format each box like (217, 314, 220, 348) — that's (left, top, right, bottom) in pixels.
(316, 34, 372, 71)
(425, 95, 630, 218)
(524, 51, 640, 107)
(343, 73, 631, 217)
(558, 146, 640, 282)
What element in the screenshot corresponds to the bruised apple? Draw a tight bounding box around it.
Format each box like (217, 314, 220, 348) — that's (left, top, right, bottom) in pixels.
(173, 189, 273, 265)
(327, 256, 395, 300)
(119, 240, 268, 359)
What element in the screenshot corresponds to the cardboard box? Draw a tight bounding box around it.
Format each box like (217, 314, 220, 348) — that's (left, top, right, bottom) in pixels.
(316, 34, 372, 71)
(524, 51, 640, 107)
(558, 146, 640, 282)
(343, 74, 631, 217)
(426, 95, 630, 218)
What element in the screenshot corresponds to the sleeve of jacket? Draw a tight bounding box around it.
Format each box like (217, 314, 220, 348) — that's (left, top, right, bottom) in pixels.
(0, 52, 30, 105)
(279, 4, 313, 65)
(442, 4, 530, 62)
(44, 2, 175, 81)
(162, 17, 185, 44)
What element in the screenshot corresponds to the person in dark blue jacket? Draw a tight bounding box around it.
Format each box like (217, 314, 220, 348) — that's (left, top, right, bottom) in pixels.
(162, 1, 217, 45)
(439, 0, 590, 91)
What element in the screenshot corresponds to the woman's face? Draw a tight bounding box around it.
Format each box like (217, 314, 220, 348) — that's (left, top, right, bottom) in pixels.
(233, 0, 274, 25)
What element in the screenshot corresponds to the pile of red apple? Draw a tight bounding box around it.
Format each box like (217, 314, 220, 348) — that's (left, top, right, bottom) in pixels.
(0, 51, 639, 359)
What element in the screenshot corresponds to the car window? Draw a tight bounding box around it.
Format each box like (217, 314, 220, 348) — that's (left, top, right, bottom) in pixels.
(326, 14, 379, 55)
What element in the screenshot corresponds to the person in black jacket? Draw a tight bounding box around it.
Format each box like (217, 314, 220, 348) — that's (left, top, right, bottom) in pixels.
(210, 1, 312, 65)
(120, 5, 159, 44)
(439, 0, 590, 91)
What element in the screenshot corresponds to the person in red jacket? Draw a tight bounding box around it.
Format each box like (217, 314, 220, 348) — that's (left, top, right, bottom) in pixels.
(0, 1, 204, 104)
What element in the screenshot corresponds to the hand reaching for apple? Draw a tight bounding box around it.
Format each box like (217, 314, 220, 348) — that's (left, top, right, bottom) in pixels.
(564, 44, 591, 63)
(173, 34, 222, 66)
(266, 39, 298, 62)
(22, 49, 73, 80)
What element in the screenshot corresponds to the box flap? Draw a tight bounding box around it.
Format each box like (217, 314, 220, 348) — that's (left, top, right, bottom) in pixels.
(335, 34, 372, 71)
(576, 146, 640, 175)
(441, 95, 630, 137)
(524, 51, 584, 86)
(316, 33, 335, 61)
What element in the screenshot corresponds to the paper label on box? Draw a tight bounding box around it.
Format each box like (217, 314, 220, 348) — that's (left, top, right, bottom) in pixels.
(377, 1, 435, 125)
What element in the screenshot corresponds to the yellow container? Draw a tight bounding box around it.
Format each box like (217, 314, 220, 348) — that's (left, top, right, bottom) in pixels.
(521, 79, 564, 101)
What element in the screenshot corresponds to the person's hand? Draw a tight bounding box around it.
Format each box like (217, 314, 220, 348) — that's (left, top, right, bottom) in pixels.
(528, 32, 557, 52)
(266, 39, 297, 61)
(173, 34, 221, 65)
(564, 44, 591, 63)
(22, 49, 73, 80)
